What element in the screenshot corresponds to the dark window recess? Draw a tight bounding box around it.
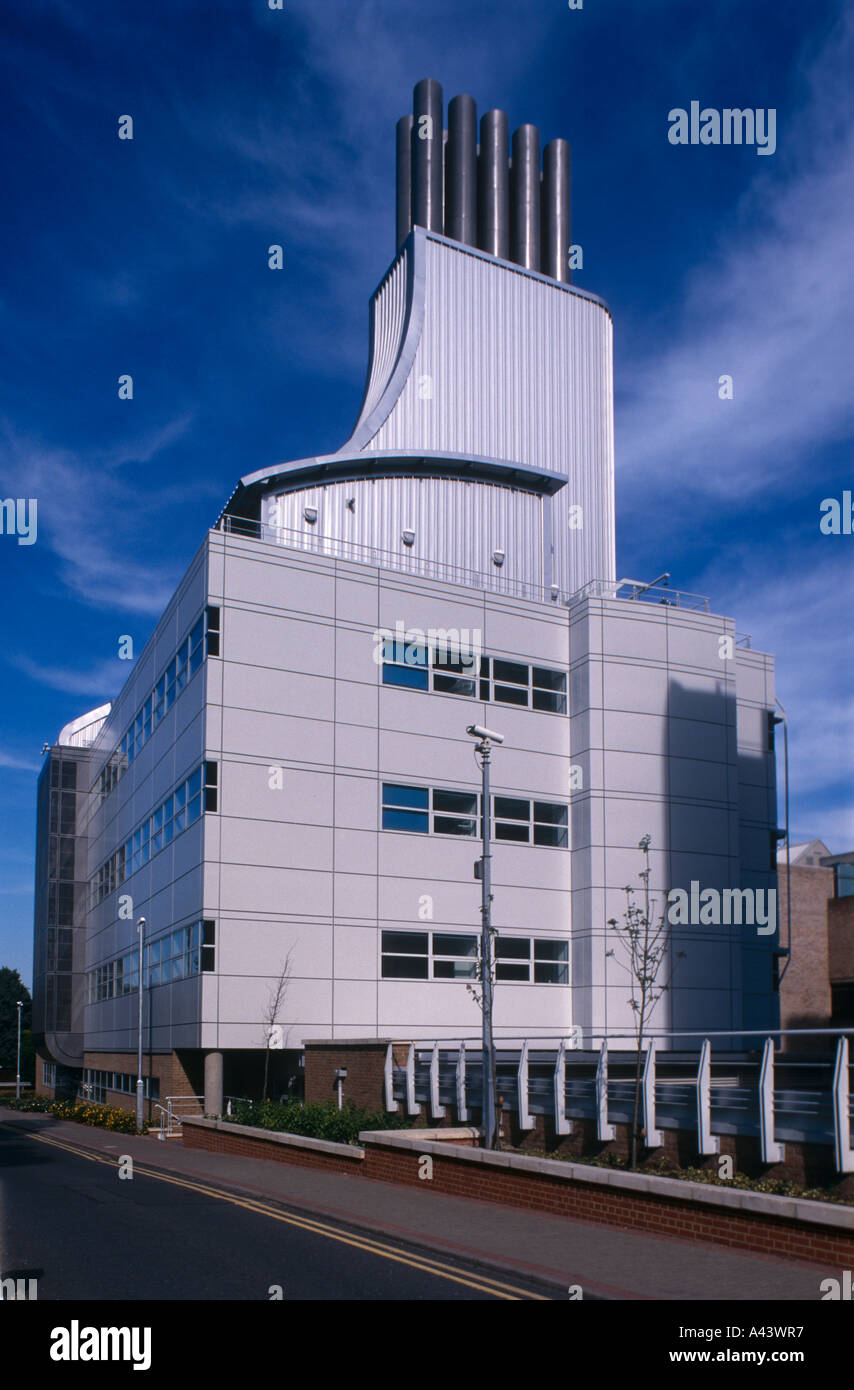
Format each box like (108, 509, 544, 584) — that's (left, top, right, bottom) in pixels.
(205, 762, 218, 812)
(61, 761, 77, 790)
(381, 930, 429, 979)
(201, 920, 216, 972)
(206, 606, 221, 657)
(496, 961, 529, 982)
(496, 937, 530, 959)
(382, 784, 429, 833)
(432, 789, 477, 837)
(767, 711, 776, 753)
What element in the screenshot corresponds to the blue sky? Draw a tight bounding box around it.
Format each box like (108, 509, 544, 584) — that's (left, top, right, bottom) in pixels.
(2, 0, 852, 984)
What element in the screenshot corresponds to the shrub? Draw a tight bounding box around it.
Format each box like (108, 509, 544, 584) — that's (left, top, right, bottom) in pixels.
(224, 1098, 411, 1145)
(0, 1094, 137, 1132)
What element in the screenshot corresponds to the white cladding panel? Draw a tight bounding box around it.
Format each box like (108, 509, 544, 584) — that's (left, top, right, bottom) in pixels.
(269, 477, 545, 590)
(338, 230, 614, 593)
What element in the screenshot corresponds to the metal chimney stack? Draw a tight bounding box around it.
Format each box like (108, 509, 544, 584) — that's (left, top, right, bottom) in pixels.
(395, 80, 572, 283)
(446, 94, 477, 247)
(541, 138, 571, 282)
(510, 124, 541, 272)
(412, 78, 444, 234)
(477, 109, 510, 259)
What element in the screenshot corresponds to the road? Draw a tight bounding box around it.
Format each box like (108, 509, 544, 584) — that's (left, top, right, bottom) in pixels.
(0, 1120, 549, 1301)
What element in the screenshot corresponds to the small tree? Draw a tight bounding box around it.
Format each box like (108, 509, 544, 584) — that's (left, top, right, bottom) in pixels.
(261, 950, 293, 1103)
(607, 836, 685, 1168)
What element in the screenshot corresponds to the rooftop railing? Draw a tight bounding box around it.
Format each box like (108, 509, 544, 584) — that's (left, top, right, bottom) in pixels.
(217, 516, 726, 624)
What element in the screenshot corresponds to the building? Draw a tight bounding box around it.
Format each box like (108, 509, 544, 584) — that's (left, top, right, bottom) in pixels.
(32, 79, 781, 1117)
(777, 841, 854, 1035)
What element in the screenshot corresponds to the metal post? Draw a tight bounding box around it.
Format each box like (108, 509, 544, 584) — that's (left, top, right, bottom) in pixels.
(136, 917, 146, 1133)
(16, 1001, 22, 1099)
(480, 740, 496, 1148)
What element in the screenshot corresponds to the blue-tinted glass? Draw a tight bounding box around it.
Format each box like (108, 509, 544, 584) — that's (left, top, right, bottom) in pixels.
(382, 808, 429, 832)
(382, 784, 428, 810)
(383, 664, 429, 690)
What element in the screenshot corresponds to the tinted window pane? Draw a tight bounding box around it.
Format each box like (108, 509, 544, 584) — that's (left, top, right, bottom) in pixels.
(433, 790, 478, 815)
(496, 962, 529, 981)
(532, 667, 565, 690)
(534, 824, 568, 847)
(382, 931, 428, 954)
(433, 959, 477, 978)
(494, 685, 528, 706)
(494, 797, 529, 820)
(532, 689, 566, 713)
(534, 961, 569, 984)
(495, 821, 529, 842)
(383, 784, 429, 810)
(496, 937, 530, 959)
(432, 674, 476, 696)
(534, 802, 568, 824)
(383, 808, 429, 832)
(382, 956, 429, 979)
(534, 939, 569, 961)
(433, 815, 476, 836)
(493, 660, 527, 685)
(383, 665, 429, 690)
(433, 934, 478, 956)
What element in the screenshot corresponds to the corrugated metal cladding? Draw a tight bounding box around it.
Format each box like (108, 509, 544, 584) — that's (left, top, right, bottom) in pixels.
(358, 248, 409, 423)
(352, 234, 615, 591)
(266, 476, 545, 591)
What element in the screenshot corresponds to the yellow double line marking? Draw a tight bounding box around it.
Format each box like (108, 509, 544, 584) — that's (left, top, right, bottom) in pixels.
(22, 1128, 547, 1300)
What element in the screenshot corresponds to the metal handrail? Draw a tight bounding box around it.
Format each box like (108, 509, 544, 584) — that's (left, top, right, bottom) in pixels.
(218, 515, 723, 621)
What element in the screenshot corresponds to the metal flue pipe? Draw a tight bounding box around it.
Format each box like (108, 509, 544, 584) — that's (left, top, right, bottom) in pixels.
(395, 113, 414, 251)
(541, 137, 571, 282)
(510, 124, 541, 271)
(477, 109, 510, 259)
(412, 78, 443, 232)
(446, 93, 477, 246)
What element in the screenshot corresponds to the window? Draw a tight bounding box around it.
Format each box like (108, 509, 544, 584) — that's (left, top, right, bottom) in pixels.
(381, 636, 428, 690)
(206, 606, 220, 657)
(495, 936, 569, 984)
(477, 658, 566, 713)
(833, 864, 854, 899)
(381, 930, 429, 978)
(381, 930, 478, 980)
(493, 798, 568, 847)
(432, 789, 477, 837)
(42, 1061, 56, 1086)
(201, 920, 216, 972)
(92, 764, 208, 902)
(382, 642, 565, 712)
(431, 932, 478, 978)
(382, 784, 429, 833)
(205, 761, 218, 812)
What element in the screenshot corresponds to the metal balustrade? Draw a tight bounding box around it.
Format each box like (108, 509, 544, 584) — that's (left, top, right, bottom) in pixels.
(217, 516, 725, 623)
(383, 1031, 854, 1172)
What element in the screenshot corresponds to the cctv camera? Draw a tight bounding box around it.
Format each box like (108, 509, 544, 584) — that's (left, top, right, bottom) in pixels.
(466, 724, 505, 744)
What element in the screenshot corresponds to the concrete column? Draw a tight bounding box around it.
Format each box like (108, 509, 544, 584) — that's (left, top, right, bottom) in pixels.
(204, 1050, 223, 1116)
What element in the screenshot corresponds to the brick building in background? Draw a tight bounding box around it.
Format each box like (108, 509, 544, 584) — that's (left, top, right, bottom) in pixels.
(778, 840, 854, 1037)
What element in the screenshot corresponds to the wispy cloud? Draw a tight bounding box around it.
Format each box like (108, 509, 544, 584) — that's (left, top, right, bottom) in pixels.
(0, 750, 42, 773)
(0, 415, 204, 616)
(10, 654, 125, 699)
(618, 11, 854, 506)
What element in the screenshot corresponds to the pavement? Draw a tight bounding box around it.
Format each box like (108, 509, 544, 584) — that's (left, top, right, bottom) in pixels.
(1, 1110, 836, 1300)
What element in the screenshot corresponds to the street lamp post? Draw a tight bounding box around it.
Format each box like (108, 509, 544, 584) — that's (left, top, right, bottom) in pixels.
(16, 1001, 22, 1099)
(466, 724, 504, 1150)
(136, 917, 146, 1133)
